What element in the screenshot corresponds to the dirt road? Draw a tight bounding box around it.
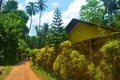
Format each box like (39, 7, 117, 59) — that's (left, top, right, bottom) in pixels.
(5, 61, 42, 80)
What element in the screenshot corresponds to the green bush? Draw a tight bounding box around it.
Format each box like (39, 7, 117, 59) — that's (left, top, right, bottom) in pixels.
(100, 40, 120, 80)
(88, 60, 113, 80)
(32, 40, 120, 80)
(53, 41, 89, 80)
(33, 46, 56, 70)
(101, 40, 120, 59)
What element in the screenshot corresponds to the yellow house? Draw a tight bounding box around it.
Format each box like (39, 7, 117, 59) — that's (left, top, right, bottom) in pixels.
(65, 19, 118, 43)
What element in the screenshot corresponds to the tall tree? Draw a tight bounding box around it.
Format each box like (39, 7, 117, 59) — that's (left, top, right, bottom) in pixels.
(26, 2, 38, 33)
(80, 0, 104, 24)
(100, 0, 120, 27)
(50, 8, 67, 46)
(51, 8, 63, 28)
(37, 0, 47, 30)
(41, 23, 49, 46)
(2, 0, 29, 37)
(80, 0, 120, 28)
(3, 0, 18, 13)
(36, 23, 50, 48)
(13, 10, 29, 36)
(25, 36, 38, 49)
(0, 12, 25, 64)
(101, 0, 118, 14)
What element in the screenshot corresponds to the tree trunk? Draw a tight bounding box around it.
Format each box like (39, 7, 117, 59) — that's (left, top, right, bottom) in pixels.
(29, 16, 32, 34)
(39, 11, 42, 30)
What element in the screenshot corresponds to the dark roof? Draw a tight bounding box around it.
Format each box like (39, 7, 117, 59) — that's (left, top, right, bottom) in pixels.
(65, 18, 120, 33)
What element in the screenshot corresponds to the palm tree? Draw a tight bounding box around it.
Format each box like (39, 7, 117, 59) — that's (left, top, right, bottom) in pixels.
(37, 0, 47, 30)
(26, 2, 38, 33)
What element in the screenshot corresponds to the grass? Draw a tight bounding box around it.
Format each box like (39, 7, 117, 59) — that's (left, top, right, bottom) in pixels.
(31, 64, 60, 80)
(0, 66, 11, 80)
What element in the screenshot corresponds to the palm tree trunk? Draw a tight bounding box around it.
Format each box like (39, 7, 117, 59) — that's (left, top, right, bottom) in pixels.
(39, 11, 42, 30)
(29, 16, 32, 34)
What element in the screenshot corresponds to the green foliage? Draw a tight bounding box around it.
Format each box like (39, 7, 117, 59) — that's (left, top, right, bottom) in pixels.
(80, 0, 104, 24)
(26, 2, 38, 32)
(25, 36, 38, 49)
(59, 40, 72, 48)
(100, 40, 120, 80)
(80, 0, 120, 28)
(101, 40, 120, 59)
(12, 10, 29, 36)
(26, 2, 38, 16)
(36, 21, 68, 48)
(50, 8, 67, 46)
(37, 0, 47, 29)
(101, 0, 118, 14)
(31, 65, 60, 80)
(17, 40, 28, 53)
(53, 41, 89, 80)
(53, 50, 89, 80)
(51, 8, 63, 28)
(2, 0, 18, 13)
(36, 23, 50, 48)
(88, 60, 113, 80)
(31, 39, 120, 80)
(0, 10, 27, 64)
(0, 66, 11, 80)
(33, 46, 56, 70)
(37, 0, 47, 12)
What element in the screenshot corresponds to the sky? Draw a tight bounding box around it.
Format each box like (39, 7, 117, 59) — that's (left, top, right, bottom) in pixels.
(16, 0, 86, 36)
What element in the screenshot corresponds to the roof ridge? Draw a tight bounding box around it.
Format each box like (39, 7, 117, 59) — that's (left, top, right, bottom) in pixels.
(65, 18, 120, 32)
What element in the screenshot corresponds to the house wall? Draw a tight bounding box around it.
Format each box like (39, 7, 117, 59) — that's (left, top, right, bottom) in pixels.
(68, 22, 113, 42)
(72, 32, 120, 64)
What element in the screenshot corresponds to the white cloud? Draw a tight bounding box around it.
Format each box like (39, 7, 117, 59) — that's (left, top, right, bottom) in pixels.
(51, 2, 60, 9)
(27, 14, 38, 35)
(27, 11, 53, 28)
(18, 3, 24, 10)
(28, 0, 86, 35)
(28, 11, 54, 35)
(25, 0, 38, 5)
(41, 11, 54, 24)
(62, 0, 86, 26)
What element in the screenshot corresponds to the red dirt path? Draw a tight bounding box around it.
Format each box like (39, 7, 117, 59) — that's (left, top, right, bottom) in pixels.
(5, 61, 42, 80)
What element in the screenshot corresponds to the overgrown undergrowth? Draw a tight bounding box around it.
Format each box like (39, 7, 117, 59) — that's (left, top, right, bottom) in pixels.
(31, 35, 120, 80)
(31, 64, 60, 80)
(0, 66, 11, 80)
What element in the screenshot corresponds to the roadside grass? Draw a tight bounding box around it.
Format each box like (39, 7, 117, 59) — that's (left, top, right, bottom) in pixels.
(31, 65, 60, 80)
(0, 66, 11, 80)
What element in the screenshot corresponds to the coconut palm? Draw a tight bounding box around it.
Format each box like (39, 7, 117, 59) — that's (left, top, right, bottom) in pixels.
(26, 2, 38, 33)
(37, 0, 47, 30)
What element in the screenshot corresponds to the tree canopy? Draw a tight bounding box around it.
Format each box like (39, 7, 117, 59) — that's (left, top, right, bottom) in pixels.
(80, 0, 120, 28)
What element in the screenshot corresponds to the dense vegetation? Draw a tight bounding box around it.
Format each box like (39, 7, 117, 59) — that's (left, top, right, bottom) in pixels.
(0, 0, 67, 65)
(32, 39, 120, 80)
(80, 0, 120, 28)
(0, 0, 120, 80)
(0, 0, 29, 65)
(31, 0, 120, 80)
